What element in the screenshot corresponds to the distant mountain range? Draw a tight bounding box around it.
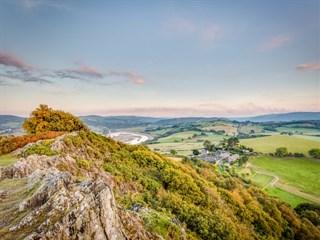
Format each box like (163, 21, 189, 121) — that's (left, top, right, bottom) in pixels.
(1, 112, 320, 134)
(230, 112, 320, 122)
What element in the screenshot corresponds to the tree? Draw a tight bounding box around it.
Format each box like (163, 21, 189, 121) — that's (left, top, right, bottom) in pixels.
(309, 148, 320, 159)
(227, 137, 239, 148)
(275, 147, 288, 157)
(238, 155, 249, 166)
(170, 149, 177, 155)
(203, 140, 212, 151)
(23, 104, 88, 134)
(192, 149, 200, 155)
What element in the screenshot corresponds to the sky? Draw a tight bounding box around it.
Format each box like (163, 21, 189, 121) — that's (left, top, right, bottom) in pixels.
(0, 0, 319, 117)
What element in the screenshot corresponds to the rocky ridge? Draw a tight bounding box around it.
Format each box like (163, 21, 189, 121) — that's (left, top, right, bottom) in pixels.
(0, 133, 164, 240)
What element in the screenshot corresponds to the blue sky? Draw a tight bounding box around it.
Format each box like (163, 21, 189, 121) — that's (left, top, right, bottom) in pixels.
(0, 0, 319, 117)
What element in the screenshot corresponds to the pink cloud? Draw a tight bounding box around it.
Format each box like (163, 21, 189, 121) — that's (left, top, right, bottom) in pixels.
(132, 79, 145, 85)
(261, 34, 291, 50)
(108, 70, 145, 85)
(201, 25, 221, 42)
(0, 52, 33, 71)
(72, 62, 103, 78)
(296, 63, 320, 71)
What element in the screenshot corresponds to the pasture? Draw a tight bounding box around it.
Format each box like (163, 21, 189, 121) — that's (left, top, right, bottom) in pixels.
(148, 131, 226, 156)
(240, 135, 320, 155)
(237, 156, 320, 207)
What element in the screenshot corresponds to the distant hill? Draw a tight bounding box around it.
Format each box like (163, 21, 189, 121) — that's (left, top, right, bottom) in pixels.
(79, 115, 164, 129)
(0, 115, 25, 135)
(231, 112, 320, 122)
(155, 117, 226, 125)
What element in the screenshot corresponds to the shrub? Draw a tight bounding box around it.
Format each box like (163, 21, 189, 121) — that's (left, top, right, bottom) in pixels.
(23, 104, 88, 134)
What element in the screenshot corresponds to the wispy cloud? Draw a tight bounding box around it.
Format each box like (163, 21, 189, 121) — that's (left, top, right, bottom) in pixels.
(55, 62, 104, 80)
(0, 52, 52, 84)
(201, 25, 221, 42)
(108, 71, 145, 85)
(260, 34, 292, 50)
(165, 17, 196, 35)
(0, 52, 33, 71)
(93, 103, 290, 118)
(163, 17, 221, 44)
(0, 51, 146, 86)
(21, 0, 70, 10)
(296, 63, 320, 71)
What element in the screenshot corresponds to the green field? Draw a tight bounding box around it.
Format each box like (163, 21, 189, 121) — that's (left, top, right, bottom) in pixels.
(0, 154, 18, 167)
(251, 156, 320, 197)
(148, 131, 226, 155)
(265, 186, 313, 208)
(252, 173, 273, 188)
(240, 135, 320, 155)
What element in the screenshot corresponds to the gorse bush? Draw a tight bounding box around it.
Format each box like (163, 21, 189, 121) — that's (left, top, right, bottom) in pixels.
(23, 104, 88, 134)
(0, 131, 65, 155)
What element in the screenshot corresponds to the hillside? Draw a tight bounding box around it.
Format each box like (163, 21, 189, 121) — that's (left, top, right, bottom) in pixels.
(1, 131, 320, 239)
(232, 112, 320, 122)
(0, 115, 25, 135)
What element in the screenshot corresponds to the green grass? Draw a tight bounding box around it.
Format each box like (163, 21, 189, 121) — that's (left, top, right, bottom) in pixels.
(252, 173, 273, 188)
(265, 186, 312, 208)
(239, 125, 265, 134)
(0, 154, 18, 167)
(251, 156, 320, 196)
(276, 127, 320, 135)
(240, 135, 320, 155)
(149, 131, 226, 155)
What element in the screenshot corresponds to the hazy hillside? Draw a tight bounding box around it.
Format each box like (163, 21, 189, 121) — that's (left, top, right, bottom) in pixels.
(0, 115, 25, 135)
(79, 115, 164, 129)
(232, 112, 320, 122)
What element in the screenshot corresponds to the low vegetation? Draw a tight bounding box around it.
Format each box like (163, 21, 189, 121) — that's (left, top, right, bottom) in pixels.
(23, 104, 88, 134)
(0, 131, 65, 155)
(58, 131, 320, 239)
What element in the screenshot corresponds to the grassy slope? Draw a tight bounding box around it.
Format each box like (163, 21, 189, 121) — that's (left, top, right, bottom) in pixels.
(59, 131, 320, 239)
(240, 135, 320, 154)
(0, 154, 18, 167)
(251, 156, 320, 196)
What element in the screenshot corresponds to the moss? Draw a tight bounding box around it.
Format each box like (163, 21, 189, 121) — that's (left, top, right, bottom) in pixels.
(141, 210, 181, 239)
(24, 143, 58, 157)
(76, 159, 91, 170)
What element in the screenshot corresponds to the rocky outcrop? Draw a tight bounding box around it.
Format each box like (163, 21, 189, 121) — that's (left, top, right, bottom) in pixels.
(0, 134, 126, 240)
(0, 133, 185, 240)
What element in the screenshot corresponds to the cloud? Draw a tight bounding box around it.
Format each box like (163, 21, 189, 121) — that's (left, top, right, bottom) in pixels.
(0, 52, 52, 84)
(164, 17, 197, 35)
(108, 71, 145, 85)
(74, 62, 104, 78)
(296, 63, 320, 71)
(164, 17, 222, 44)
(23, 76, 52, 84)
(201, 25, 221, 42)
(0, 51, 145, 86)
(21, 0, 70, 10)
(92, 102, 290, 118)
(0, 70, 53, 84)
(261, 34, 291, 50)
(0, 52, 33, 71)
